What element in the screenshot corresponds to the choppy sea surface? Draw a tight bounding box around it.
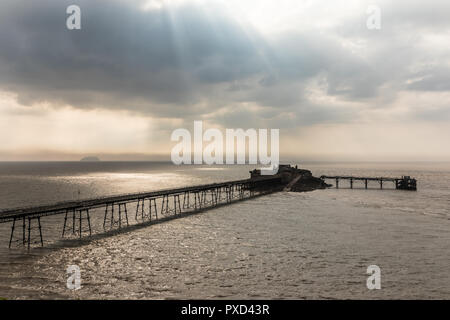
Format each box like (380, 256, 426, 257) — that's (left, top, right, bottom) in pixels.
(0, 161, 449, 299)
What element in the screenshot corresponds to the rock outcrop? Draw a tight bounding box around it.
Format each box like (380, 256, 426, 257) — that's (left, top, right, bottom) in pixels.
(289, 174, 330, 192)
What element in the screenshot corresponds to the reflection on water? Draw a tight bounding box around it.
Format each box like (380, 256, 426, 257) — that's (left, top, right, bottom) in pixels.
(0, 162, 449, 299)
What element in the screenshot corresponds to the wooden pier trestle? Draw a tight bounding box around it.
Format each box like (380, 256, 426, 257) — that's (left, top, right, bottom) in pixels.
(0, 176, 283, 249)
(320, 175, 417, 191)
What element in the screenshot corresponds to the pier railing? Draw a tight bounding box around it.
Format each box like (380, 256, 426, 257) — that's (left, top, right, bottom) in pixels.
(0, 176, 283, 249)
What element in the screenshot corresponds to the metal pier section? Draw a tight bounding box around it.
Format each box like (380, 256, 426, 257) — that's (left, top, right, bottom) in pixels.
(0, 176, 283, 249)
(320, 175, 417, 191)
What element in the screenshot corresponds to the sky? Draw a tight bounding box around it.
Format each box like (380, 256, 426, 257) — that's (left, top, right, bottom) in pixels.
(0, 0, 449, 161)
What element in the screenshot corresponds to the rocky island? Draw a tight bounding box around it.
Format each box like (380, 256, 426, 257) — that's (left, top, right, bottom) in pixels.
(80, 156, 100, 162)
(250, 164, 330, 192)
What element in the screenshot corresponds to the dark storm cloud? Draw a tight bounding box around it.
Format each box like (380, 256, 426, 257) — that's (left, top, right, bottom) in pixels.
(0, 0, 448, 126)
(0, 1, 384, 116)
(0, 0, 268, 115)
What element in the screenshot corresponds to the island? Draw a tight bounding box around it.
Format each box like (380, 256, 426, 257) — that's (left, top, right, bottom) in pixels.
(80, 156, 100, 162)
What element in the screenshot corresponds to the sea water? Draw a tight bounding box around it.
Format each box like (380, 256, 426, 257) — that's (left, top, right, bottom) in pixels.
(0, 161, 448, 299)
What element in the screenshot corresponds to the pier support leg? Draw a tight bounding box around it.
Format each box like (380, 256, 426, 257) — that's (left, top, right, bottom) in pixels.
(149, 198, 157, 221)
(161, 195, 170, 215)
(86, 210, 92, 237)
(200, 191, 205, 206)
(135, 198, 152, 222)
(63, 209, 91, 238)
(365, 179, 368, 189)
(8, 217, 16, 248)
(9, 217, 44, 249)
(194, 192, 198, 209)
(194, 192, 202, 209)
(212, 189, 219, 205)
(135, 199, 144, 221)
(27, 217, 31, 250)
(63, 210, 68, 237)
(210, 190, 216, 205)
(238, 185, 244, 199)
(103, 202, 128, 230)
(174, 195, 181, 215)
(203, 191, 208, 205)
(103, 204, 110, 230)
(63, 209, 76, 237)
(226, 186, 232, 203)
(117, 203, 129, 228)
(38, 217, 43, 246)
(118, 204, 122, 228)
(103, 203, 116, 230)
(123, 205, 128, 226)
(22, 217, 25, 245)
(336, 178, 339, 189)
(380, 179, 383, 189)
(183, 192, 190, 209)
(249, 185, 254, 197)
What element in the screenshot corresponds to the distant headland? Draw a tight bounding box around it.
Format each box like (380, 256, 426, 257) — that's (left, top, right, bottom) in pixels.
(80, 156, 100, 162)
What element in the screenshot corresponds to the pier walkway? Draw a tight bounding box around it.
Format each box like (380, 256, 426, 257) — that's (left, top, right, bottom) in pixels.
(0, 176, 283, 249)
